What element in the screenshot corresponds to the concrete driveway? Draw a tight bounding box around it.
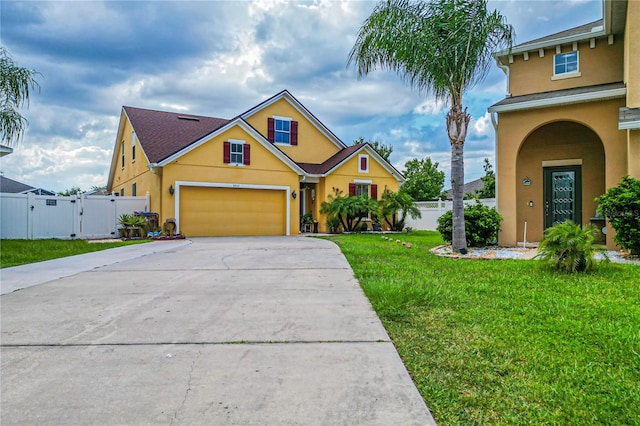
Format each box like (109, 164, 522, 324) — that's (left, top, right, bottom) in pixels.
(1, 237, 435, 425)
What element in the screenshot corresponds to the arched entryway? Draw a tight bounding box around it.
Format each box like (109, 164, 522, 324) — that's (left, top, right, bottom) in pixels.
(515, 121, 605, 243)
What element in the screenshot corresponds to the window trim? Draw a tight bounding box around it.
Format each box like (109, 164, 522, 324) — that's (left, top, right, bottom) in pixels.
(228, 139, 245, 166)
(121, 141, 125, 168)
(358, 154, 369, 173)
(553, 51, 580, 78)
(273, 116, 292, 146)
(132, 131, 137, 162)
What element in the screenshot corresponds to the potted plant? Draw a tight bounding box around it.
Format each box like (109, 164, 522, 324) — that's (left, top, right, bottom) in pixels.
(118, 214, 132, 239)
(130, 215, 147, 238)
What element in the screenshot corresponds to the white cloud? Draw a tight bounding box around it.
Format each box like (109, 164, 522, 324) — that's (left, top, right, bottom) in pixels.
(471, 112, 494, 139)
(413, 98, 447, 115)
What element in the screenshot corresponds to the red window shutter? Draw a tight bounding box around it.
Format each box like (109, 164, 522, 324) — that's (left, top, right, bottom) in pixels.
(360, 156, 368, 171)
(349, 183, 356, 196)
(267, 118, 275, 143)
(371, 184, 378, 200)
(223, 141, 231, 163)
(291, 121, 298, 145)
(243, 144, 250, 165)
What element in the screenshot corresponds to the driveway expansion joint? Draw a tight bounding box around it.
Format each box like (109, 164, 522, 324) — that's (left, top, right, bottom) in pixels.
(0, 340, 392, 348)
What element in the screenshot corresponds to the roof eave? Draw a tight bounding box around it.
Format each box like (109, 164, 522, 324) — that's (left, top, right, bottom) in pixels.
(488, 87, 626, 113)
(495, 28, 607, 58)
(156, 118, 307, 176)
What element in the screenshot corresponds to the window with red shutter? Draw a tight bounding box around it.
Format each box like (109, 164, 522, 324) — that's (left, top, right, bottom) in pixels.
(267, 118, 275, 143)
(358, 154, 369, 173)
(349, 183, 356, 196)
(291, 121, 298, 145)
(223, 141, 231, 164)
(243, 144, 251, 165)
(371, 184, 378, 200)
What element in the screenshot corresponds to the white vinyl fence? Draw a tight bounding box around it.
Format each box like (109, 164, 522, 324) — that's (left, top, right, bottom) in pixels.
(405, 198, 497, 231)
(0, 192, 149, 240)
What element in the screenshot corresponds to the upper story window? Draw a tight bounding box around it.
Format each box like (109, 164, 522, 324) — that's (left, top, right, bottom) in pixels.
(132, 131, 137, 161)
(358, 154, 369, 173)
(223, 139, 250, 166)
(121, 141, 125, 168)
(554, 51, 579, 76)
(275, 118, 290, 144)
(268, 117, 298, 145)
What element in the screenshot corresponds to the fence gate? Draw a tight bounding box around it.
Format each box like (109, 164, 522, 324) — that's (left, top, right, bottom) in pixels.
(0, 193, 149, 240)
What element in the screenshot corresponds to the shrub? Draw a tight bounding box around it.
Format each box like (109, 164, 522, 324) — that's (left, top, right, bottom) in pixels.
(596, 175, 640, 255)
(536, 221, 606, 273)
(437, 202, 502, 247)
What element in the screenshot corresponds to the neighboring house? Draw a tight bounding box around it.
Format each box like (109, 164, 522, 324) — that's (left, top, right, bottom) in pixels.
(107, 90, 404, 236)
(0, 145, 13, 157)
(444, 178, 485, 200)
(488, 0, 639, 249)
(0, 176, 56, 195)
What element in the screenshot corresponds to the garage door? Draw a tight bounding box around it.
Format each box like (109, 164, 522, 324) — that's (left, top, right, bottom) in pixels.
(179, 186, 287, 236)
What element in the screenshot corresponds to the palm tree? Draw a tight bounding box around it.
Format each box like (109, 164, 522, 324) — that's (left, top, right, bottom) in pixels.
(379, 189, 421, 231)
(348, 0, 513, 252)
(1, 47, 40, 147)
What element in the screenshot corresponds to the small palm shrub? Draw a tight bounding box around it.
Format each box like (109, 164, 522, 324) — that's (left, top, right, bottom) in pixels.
(536, 221, 606, 273)
(437, 202, 502, 247)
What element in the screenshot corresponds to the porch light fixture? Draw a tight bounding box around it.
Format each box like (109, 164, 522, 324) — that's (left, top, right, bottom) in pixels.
(169, 185, 174, 195)
(292, 190, 297, 199)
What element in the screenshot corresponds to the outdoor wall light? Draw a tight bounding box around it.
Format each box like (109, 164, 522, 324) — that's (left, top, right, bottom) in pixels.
(169, 185, 175, 195)
(528, 200, 534, 207)
(292, 190, 297, 199)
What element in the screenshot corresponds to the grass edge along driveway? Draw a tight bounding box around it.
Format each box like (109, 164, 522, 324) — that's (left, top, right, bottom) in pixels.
(0, 239, 148, 268)
(327, 231, 639, 425)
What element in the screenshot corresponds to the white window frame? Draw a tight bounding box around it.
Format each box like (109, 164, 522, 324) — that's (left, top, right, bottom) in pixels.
(358, 154, 369, 173)
(121, 141, 125, 168)
(229, 139, 245, 166)
(273, 115, 292, 145)
(132, 131, 137, 161)
(553, 51, 580, 79)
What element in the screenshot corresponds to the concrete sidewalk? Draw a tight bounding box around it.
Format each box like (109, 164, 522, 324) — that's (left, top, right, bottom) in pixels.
(0, 236, 436, 425)
(0, 239, 192, 295)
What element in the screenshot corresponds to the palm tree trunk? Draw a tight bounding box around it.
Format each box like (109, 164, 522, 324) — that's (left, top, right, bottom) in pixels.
(447, 104, 470, 253)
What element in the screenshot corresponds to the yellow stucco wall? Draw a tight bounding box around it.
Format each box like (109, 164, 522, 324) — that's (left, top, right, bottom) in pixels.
(160, 125, 301, 234)
(625, 1, 640, 107)
(318, 153, 400, 232)
(244, 98, 342, 163)
(110, 119, 161, 213)
(507, 37, 624, 97)
(496, 99, 627, 249)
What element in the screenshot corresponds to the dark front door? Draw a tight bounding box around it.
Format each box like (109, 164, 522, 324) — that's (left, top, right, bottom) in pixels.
(544, 166, 582, 229)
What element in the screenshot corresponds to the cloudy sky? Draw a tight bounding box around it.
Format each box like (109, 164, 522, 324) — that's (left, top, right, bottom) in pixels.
(1, 0, 602, 193)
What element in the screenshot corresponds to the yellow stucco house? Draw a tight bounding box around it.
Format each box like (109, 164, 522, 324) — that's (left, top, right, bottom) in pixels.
(489, 0, 639, 249)
(107, 90, 403, 236)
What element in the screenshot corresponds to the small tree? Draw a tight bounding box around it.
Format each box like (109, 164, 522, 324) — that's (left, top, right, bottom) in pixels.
(320, 188, 380, 232)
(400, 157, 445, 201)
(379, 189, 421, 231)
(474, 158, 496, 199)
(57, 186, 83, 196)
(353, 136, 393, 161)
(1, 47, 41, 147)
(596, 175, 640, 255)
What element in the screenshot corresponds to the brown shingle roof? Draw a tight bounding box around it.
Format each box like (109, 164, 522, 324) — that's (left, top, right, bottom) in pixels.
(515, 20, 604, 49)
(124, 106, 229, 163)
(297, 144, 363, 175)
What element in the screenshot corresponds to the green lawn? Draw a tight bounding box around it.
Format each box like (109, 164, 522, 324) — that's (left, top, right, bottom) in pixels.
(327, 231, 640, 425)
(0, 239, 148, 268)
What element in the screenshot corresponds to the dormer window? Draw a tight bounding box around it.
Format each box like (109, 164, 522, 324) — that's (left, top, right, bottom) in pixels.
(268, 117, 298, 145)
(554, 51, 579, 76)
(359, 154, 369, 173)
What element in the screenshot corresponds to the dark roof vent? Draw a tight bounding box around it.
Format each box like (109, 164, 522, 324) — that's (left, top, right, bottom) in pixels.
(177, 116, 200, 121)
